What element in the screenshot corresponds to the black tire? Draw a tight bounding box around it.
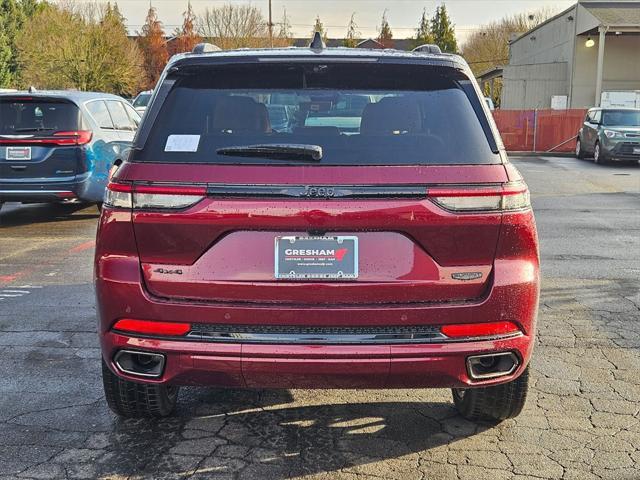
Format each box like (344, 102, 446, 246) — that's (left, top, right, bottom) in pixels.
(575, 138, 585, 159)
(593, 141, 608, 165)
(102, 359, 179, 418)
(452, 366, 529, 421)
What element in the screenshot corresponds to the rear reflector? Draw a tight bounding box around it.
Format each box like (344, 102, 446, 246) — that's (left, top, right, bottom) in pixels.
(428, 182, 530, 212)
(104, 183, 206, 210)
(112, 319, 191, 336)
(440, 321, 521, 338)
(55, 191, 76, 199)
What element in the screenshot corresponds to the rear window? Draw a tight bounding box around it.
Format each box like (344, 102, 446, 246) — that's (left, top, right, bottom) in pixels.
(0, 99, 80, 135)
(133, 93, 151, 108)
(135, 63, 499, 165)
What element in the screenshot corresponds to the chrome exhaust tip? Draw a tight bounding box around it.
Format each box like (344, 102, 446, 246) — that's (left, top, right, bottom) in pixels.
(114, 350, 165, 378)
(466, 352, 519, 380)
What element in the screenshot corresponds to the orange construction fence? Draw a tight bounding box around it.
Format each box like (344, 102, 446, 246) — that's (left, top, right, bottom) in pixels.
(492, 109, 587, 153)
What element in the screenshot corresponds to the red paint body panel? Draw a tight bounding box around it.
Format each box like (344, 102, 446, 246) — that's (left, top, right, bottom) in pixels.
(95, 161, 539, 390)
(117, 162, 509, 186)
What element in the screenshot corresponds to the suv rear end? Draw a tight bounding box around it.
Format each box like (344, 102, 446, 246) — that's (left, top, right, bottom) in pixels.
(96, 44, 539, 420)
(0, 92, 137, 209)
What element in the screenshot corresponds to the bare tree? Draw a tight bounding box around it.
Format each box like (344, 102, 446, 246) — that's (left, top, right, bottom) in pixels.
(461, 7, 556, 106)
(273, 7, 293, 46)
(343, 13, 360, 48)
(198, 4, 269, 50)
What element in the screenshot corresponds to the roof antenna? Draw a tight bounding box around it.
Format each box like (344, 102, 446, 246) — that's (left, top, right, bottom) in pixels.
(28, 86, 37, 93)
(309, 31, 326, 50)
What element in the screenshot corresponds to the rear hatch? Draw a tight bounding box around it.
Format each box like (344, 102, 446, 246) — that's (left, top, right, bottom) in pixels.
(118, 58, 512, 306)
(0, 96, 88, 183)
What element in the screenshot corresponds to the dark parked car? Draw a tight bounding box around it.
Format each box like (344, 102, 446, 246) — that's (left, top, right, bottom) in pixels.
(96, 41, 540, 421)
(576, 107, 640, 164)
(0, 91, 140, 210)
(132, 90, 153, 116)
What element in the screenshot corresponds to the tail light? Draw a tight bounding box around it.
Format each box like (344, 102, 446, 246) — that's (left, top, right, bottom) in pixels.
(104, 182, 206, 210)
(0, 130, 92, 146)
(112, 318, 191, 336)
(52, 130, 93, 145)
(441, 321, 521, 339)
(428, 182, 530, 212)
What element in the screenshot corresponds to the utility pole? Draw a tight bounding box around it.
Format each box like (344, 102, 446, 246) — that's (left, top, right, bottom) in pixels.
(268, 0, 274, 47)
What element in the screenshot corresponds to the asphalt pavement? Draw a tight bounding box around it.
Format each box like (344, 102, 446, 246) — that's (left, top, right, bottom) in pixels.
(0, 156, 639, 480)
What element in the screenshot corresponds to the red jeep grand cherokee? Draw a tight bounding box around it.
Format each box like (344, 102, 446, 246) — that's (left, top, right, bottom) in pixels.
(95, 40, 539, 420)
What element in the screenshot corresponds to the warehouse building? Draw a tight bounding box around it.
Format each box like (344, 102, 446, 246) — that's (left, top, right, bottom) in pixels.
(496, 0, 640, 109)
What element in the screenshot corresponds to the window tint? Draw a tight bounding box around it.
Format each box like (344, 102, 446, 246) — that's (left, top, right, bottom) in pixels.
(134, 63, 500, 166)
(86, 100, 114, 129)
(0, 99, 79, 135)
(106, 101, 136, 131)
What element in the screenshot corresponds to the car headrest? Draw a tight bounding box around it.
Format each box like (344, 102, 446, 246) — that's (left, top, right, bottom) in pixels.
(360, 97, 422, 135)
(211, 96, 272, 133)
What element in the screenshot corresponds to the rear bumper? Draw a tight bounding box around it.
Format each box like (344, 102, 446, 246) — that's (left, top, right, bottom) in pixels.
(0, 172, 106, 203)
(0, 186, 79, 203)
(97, 252, 539, 389)
(102, 330, 533, 389)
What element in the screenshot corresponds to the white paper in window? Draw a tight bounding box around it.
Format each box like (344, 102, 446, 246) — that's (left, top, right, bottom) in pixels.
(164, 134, 200, 152)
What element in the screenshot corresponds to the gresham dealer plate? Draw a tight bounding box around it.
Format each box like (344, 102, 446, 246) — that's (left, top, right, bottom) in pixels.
(275, 236, 358, 280)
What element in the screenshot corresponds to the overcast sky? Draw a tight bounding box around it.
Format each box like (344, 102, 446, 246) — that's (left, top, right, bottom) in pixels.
(76, 0, 575, 44)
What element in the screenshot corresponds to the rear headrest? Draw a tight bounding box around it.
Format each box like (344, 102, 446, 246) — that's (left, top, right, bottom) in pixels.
(211, 96, 271, 133)
(360, 97, 422, 135)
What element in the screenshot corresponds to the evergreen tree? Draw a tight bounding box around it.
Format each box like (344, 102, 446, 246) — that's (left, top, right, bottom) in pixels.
(311, 15, 328, 42)
(343, 13, 360, 48)
(431, 5, 457, 53)
(0, 14, 13, 87)
(377, 10, 393, 49)
(138, 6, 168, 89)
(0, 0, 28, 87)
(414, 8, 434, 48)
(103, 2, 127, 37)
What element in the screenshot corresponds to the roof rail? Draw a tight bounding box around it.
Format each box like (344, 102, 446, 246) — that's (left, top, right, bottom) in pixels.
(309, 31, 326, 50)
(192, 43, 222, 54)
(412, 44, 442, 54)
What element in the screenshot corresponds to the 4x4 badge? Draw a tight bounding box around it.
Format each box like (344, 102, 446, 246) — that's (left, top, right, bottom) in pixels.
(154, 268, 183, 275)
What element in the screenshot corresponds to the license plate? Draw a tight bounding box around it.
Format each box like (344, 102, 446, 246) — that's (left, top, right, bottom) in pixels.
(275, 236, 358, 280)
(633, 147, 640, 154)
(6, 146, 31, 160)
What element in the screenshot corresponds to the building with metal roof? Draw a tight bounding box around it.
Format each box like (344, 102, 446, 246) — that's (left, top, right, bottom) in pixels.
(499, 0, 640, 109)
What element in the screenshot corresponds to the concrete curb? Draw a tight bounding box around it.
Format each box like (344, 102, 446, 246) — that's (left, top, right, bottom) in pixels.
(507, 151, 575, 158)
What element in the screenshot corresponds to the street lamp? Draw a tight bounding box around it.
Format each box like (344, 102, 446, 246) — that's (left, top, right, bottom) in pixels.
(585, 36, 595, 48)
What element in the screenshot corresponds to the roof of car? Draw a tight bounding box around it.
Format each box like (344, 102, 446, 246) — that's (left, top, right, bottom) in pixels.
(0, 90, 126, 105)
(168, 46, 469, 71)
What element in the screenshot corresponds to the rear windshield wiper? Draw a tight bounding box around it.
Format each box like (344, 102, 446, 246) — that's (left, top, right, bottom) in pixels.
(216, 144, 323, 162)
